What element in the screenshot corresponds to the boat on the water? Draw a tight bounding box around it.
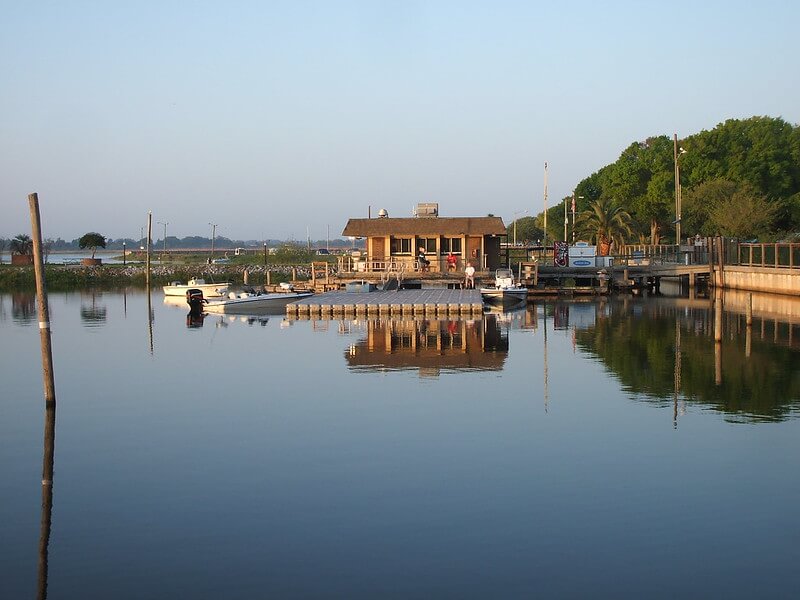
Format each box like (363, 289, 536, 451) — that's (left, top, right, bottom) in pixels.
(163, 278, 230, 298)
(480, 268, 528, 306)
(189, 286, 313, 314)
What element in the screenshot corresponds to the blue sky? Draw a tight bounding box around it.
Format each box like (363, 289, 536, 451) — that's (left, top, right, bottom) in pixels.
(2, 0, 798, 242)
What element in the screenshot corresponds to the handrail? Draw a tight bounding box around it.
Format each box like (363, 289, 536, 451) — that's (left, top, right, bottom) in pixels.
(735, 242, 799, 269)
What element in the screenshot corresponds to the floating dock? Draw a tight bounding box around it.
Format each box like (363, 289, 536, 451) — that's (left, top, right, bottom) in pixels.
(286, 289, 485, 317)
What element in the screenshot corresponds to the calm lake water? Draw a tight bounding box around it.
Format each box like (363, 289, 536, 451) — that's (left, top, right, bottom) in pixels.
(2, 288, 800, 599)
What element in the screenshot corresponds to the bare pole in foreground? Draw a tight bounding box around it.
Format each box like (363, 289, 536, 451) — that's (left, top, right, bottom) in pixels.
(28, 192, 57, 600)
(146, 211, 153, 289)
(28, 193, 56, 404)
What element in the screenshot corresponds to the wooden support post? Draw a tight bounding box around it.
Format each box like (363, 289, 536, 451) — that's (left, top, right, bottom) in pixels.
(714, 295, 723, 343)
(745, 327, 752, 359)
(267, 271, 271, 286)
(746, 293, 753, 327)
(29, 191, 58, 600)
(28, 193, 56, 405)
(146, 212, 152, 290)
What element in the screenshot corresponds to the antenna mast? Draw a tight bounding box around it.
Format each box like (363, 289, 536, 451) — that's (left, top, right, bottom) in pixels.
(543, 162, 549, 247)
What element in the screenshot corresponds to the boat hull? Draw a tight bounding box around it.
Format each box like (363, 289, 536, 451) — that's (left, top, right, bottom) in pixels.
(163, 282, 230, 297)
(203, 292, 313, 314)
(480, 288, 528, 306)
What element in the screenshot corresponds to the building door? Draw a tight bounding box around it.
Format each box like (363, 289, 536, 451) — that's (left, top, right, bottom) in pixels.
(371, 237, 385, 267)
(465, 237, 482, 268)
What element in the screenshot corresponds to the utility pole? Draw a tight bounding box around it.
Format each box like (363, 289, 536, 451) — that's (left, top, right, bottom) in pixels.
(157, 221, 168, 254)
(543, 162, 548, 248)
(209, 223, 217, 260)
(673, 134, 686, 246)
(572, 193, 583, 243)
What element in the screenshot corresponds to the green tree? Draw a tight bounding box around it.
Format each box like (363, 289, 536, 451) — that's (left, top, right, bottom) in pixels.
(681, 179, 739, 235)
(570, 116, 800, 241)
(708, 187, 781, 239)
(9, 233, 33, 256)
(78, 232, 106, 258)
(507, 216, 543, 244)
(577, 197, 634, 255)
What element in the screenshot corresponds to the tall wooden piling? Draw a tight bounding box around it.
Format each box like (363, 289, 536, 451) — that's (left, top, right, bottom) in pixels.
(146, 211, 153, 290)
(746, 293, 753, 327)
(28, 193, 56, 405)
(28, 193, 57, 600)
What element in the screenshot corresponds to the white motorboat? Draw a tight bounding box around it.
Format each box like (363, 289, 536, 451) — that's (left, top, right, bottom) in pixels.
(163, 278, 230, 298)
(480, 268, 528, 306)
(199, 288, 313, 314)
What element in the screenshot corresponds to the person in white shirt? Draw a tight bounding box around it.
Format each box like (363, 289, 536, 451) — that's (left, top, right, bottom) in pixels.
(464, 262, 476, 289)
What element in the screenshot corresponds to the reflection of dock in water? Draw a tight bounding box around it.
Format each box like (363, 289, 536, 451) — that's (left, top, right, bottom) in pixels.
(345, 315, 508, 376)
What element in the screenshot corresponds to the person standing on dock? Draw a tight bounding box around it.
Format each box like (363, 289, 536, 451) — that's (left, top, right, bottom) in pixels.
(464, 262, 475, 289)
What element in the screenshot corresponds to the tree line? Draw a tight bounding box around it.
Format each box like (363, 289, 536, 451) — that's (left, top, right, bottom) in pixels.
(512, 116, 800, 247)
(0, 235, 353, 255)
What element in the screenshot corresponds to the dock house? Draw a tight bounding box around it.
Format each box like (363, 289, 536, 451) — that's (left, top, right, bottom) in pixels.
(341, 205, 507, 274)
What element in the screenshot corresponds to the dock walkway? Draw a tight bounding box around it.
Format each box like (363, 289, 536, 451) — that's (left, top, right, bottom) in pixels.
(287, 289, 484, 317)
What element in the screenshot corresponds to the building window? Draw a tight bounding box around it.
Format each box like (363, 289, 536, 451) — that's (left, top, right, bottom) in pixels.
(390, 237, 412, 254)
(442, 237, 462, 253)
(419, 237, 437, 254)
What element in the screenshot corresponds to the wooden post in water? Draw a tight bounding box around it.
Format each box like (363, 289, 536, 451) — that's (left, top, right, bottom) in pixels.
(28, 193, 56, 404)
(28, 193, 57, 599)
(746, 293, 753, 327)
(714, 294, 723, 343)
(146, 211, 153, 290)
(745, 325, 752, 358)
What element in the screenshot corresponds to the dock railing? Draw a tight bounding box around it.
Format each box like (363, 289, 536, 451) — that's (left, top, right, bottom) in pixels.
(733, 242, 800, 269)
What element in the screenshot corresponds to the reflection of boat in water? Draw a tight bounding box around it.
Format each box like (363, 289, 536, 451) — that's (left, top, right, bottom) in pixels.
(481, 268, 528, 306)
(164, 278, 230, 297)
(193, 288, 313, 315)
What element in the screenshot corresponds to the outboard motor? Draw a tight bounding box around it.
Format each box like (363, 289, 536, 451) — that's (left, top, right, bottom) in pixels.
(186, 288, 206, 315)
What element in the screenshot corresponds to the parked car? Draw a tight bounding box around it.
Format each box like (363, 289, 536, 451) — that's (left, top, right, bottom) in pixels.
(315, 248, 330, 255)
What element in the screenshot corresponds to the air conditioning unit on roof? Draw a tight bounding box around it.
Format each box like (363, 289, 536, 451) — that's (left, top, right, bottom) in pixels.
(414, 203, 438, 217)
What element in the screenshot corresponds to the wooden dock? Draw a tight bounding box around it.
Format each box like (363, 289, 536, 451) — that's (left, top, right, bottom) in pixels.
(286, 289, 484, 318)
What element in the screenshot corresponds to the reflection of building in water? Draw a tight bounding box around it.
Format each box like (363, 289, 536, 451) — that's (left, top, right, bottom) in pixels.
(345, 315, 508, 376)
(551, 300, 601, 331)
(11, 292, 37, 324)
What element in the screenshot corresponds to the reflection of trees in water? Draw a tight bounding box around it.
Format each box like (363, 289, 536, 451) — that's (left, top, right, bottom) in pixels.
(80, 290, 107, 325)
(12, 292, 36, 324)
(574, 299, 800, 422)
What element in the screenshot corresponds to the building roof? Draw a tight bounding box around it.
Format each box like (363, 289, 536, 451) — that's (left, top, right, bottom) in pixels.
(342, 216, 507, 237)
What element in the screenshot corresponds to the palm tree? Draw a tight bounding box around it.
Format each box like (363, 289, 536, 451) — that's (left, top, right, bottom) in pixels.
(577, 198, 633, 256)
(9, 233, 33, 256)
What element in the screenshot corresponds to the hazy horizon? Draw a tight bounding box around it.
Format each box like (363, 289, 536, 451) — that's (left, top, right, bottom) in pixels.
(3, 1, 798, 241)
